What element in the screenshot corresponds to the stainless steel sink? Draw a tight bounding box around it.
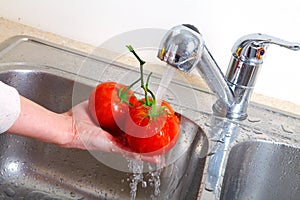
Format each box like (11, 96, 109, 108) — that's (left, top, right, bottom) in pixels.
(220, 140, 300, 200)
(0, 69, 208, 200)
(0, 36, 299, 200)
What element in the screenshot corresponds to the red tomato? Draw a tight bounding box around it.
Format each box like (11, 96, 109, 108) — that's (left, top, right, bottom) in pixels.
(124, 99, 180, 154)
(88, 81, 137, 137)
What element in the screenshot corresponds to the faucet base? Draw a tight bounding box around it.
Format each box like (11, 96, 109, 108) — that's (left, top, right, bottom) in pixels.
(212, 100, 248, 121)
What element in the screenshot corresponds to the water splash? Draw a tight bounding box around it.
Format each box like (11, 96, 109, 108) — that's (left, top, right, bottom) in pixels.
(127, 156, 165, 199)
(128, 158, 144, 200)
(149, 156, 165, 198)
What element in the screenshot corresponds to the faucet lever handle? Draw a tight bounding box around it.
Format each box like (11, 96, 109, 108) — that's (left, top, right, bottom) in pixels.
(265, 36, 300, 50)
(232, 33, 300, 64)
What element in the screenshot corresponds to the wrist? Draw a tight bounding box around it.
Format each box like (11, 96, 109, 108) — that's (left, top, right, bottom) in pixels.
(54, 113, 77, 148)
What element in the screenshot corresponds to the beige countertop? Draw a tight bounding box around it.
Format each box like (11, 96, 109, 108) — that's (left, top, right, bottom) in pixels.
(0, 17, 299, 117)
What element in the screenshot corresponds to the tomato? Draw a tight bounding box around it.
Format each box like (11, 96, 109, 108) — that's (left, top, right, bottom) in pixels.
(88, 46, 181, 155)
(124, 99, 180, 154)
(88, 81, 137, 137)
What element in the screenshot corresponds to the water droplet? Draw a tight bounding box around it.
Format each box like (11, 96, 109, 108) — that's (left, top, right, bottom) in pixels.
(204, 122, 211, 127)
(70, 192, 76, 197)
(142, 181, 147, 188)
(281, 124, 294, 134)
(225, 133, 231, 137)
(247, 117, 261, 123)
(204, 186, 214, 192)
(241, 126, 251, 132)
(253, 127, 263, 134)
(148, 163, 154, 171)
(4, 187, 16, 197)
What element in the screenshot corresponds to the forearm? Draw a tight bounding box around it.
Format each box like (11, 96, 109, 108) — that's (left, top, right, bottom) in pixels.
(0, 81, 20, 133)
(8, 96, 75, 146)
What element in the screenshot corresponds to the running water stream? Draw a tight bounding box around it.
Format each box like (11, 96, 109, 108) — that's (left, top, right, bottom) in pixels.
(127, 64, 177, 199)
(155, 64, 176, 108)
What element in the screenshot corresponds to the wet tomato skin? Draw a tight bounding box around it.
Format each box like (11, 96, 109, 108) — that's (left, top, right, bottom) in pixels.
(88, 83, 180, 154)
(124, 100, 180, 154)
(88, 81, 137, 137)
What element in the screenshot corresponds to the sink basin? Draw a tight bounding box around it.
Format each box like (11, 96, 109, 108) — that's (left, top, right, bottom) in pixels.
(220, 140, 300, 200)
(0, 69, 208, 200)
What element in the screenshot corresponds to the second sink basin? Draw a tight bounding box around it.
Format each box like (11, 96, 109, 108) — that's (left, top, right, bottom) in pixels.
(220, 140, 300, 200)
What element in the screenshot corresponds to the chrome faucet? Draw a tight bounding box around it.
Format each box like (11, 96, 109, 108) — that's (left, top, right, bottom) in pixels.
(157, 24, 300, 199)
(157, 24, 300, 120)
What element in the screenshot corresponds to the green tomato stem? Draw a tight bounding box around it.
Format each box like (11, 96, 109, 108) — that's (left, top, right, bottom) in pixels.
(126, 45, 169, 122)
(124, 77, 141, 94)
(126, 45, 146, 66)
(126, 45, 157, 107)
(118, 77, 141, 105)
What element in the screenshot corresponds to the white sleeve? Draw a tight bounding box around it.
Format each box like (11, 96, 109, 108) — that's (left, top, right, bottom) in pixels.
(0, 81, 21, 133)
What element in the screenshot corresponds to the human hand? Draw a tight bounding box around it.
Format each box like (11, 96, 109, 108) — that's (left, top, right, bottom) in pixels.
(62, 101, 160, 163)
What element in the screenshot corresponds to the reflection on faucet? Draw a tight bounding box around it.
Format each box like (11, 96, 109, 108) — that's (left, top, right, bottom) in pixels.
(157, 24, 300, 199)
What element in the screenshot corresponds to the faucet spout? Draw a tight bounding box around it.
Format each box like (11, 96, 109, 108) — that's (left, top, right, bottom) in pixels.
(197, 46, 235, 108)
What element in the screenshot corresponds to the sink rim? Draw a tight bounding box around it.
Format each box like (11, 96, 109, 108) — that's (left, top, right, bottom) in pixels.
(231, 138, 300, 150)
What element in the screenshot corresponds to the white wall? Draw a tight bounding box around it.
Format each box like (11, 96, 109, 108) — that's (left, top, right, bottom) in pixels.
(0, 0, 299, 105)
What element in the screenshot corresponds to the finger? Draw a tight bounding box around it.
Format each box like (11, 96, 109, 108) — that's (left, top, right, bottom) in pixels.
(75, 121, 115, 151)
